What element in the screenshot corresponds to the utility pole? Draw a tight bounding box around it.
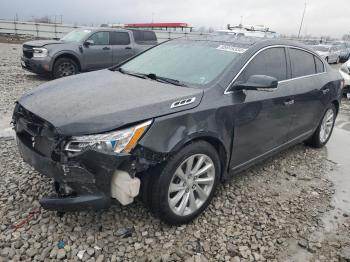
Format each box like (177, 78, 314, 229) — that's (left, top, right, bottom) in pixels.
(297, 1, 307, 38)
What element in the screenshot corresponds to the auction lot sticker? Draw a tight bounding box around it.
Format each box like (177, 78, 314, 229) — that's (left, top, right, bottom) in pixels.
(216, 45, 247, 53)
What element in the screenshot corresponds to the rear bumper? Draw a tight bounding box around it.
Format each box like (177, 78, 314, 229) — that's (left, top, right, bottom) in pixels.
(16, 132, 133, 212)
(21, 56, 52, 75)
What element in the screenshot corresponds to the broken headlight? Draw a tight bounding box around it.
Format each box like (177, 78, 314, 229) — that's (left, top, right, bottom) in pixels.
(65, 120, 152, 154)
(33, 48, 48, 58)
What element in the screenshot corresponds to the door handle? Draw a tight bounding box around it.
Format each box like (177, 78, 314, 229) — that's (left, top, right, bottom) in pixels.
(322, 88, 330, 95)
(125, 47, 132, 50)
(103, 46, 110, 50)
(284, 99, 294, 106)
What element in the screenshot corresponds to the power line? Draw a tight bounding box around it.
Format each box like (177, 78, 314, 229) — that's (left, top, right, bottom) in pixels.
(297, 1, 307, 38)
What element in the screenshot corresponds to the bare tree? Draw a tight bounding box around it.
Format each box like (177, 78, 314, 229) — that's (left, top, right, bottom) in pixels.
(342, 34, 350, 41)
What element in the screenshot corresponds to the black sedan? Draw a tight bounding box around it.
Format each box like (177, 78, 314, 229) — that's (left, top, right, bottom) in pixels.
(13, 36, 343, 225)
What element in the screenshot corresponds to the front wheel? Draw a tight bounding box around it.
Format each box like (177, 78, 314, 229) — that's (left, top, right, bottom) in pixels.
(305, 104, 336, 148)
(144, 141, 221, 225)
(53, 58, 78, 79)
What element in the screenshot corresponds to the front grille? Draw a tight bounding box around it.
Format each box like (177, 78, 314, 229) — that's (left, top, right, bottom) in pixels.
(23, 44, 34, 59)
(14, 104, 58, 158)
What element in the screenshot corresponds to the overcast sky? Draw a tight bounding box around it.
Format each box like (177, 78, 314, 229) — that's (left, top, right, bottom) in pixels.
(1, 0, 349, 38)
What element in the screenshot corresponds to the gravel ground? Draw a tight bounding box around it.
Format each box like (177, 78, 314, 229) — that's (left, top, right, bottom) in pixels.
(0, 42, 349, 261)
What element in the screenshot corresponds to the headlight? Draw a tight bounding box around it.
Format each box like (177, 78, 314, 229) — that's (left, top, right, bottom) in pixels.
(33, 48, 48, 58)
(65, 120, 152, 154)
(340, 63, 350, 75)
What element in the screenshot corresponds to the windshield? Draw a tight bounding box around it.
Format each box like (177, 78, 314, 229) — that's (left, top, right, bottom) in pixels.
(313, 46, 329, 52)
(61, 29, 92, 42)
(119, 40, 243, 86)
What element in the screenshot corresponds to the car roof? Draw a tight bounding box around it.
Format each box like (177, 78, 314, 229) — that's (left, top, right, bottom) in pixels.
(315, 44, 332, 48)
(173, 34, 314, 52)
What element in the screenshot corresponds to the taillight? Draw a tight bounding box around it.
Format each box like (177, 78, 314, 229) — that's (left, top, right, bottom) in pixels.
(340, 79, 345, 89)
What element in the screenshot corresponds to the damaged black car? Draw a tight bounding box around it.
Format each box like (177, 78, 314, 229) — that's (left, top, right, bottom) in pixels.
(13, 36, 343, 225)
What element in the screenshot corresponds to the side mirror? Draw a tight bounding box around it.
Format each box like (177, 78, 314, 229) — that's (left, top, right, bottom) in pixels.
(233, 75, 278, 91)
(84, 39, 94, 47)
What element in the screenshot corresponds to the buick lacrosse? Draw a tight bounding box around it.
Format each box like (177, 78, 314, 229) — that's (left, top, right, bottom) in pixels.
(13, 36, 343, 224)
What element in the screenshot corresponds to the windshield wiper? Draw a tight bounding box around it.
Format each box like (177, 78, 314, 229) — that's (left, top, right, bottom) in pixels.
(118, 68, 147, 79)
(118, 69, 187, 87)
(147, 73, 187, 87)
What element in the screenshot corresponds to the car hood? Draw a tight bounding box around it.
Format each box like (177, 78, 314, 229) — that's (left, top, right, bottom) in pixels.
(23, 39, 66, 47)
(316, 51, 328, 57)
(18, 70, 204, 136)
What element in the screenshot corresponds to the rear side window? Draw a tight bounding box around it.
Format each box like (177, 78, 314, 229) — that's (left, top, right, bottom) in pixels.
(87, 31, 109, 45)
(132, 30, 157, 44)
(289, 48, 316, 78)
(110, 32, 130, 45)
(143, 31, 157, 41)
(238, 47, 288, 82)
(314, 56, 324, 73)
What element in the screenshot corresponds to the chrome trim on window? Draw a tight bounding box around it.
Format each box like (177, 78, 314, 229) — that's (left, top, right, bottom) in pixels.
(278, 72, 327, 83)
(224, 45, 327, 95)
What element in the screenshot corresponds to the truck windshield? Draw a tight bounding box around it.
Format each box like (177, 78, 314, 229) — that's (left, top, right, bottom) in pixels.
(119, 40, 243, 86)
(61, 29, 92, 42)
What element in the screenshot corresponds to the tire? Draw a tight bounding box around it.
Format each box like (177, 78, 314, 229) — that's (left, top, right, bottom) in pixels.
(143, 141, 221, 225)
(53, 57, 78, 79)
(335, 56, 340, 64)
(305, 104, 336, 148)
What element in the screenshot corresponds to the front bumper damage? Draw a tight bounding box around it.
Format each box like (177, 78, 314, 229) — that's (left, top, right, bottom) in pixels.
(21, 56, 52, 75)
(13, 104, 159, 212)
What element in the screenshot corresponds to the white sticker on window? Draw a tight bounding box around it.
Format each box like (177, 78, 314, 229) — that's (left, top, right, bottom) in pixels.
(216, 45, 247, 53)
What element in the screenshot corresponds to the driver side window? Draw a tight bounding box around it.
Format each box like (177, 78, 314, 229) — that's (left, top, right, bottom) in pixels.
(87, 31, 109, 45)
(237, 47, 288, 83)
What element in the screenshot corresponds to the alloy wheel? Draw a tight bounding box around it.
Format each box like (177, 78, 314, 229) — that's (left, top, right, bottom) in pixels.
(319, 108, 334, 143)
(58, 62, 75, 77)
(168, 154, 215, 216)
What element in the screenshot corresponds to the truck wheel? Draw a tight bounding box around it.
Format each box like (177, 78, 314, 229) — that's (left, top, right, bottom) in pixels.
(305, 104, 336, 148)
(53, 58, 78, 79)
(145, 141, 220, 225)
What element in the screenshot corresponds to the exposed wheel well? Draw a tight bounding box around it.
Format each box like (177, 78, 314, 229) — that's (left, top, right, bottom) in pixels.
(54, 54, 81, 72)
(183, 136, 228, 180)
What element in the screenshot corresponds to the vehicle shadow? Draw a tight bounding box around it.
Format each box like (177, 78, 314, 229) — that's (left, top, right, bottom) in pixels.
(25, 73, 51, 82)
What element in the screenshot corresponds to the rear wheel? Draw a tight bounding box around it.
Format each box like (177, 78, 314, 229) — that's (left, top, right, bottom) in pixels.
(305, 104, 336, 148)
(53, 58, 78, 79)
(143, 141, 220, 225)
